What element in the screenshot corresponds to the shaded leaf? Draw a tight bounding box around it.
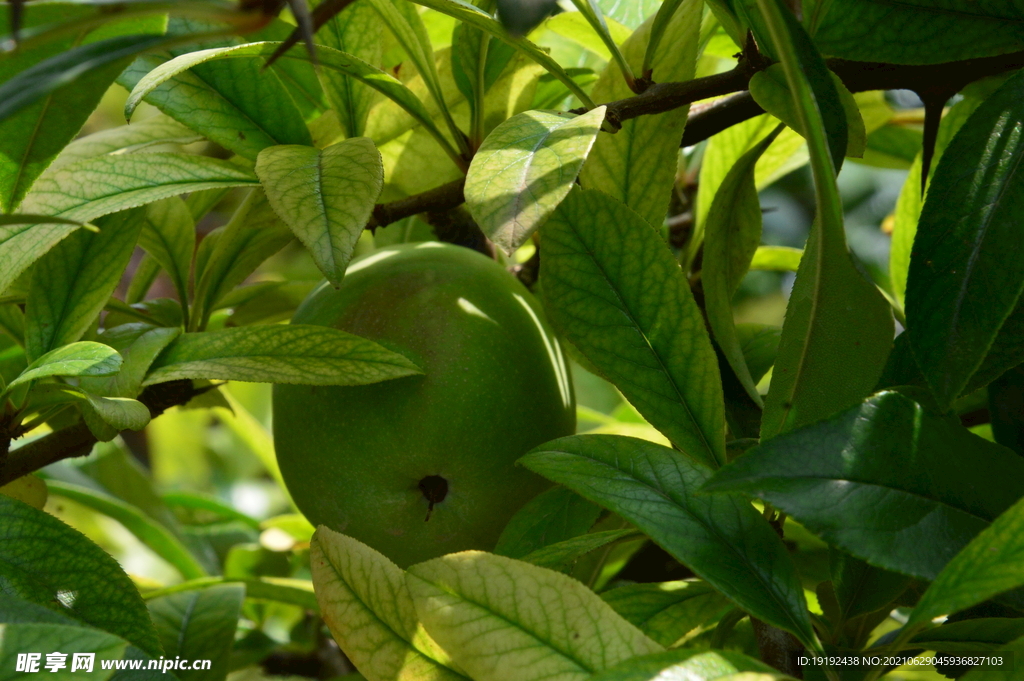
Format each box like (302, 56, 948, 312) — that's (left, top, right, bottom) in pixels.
(706, 391, 1024, 580)
(0, 622, 127, 679)
(521, 528, 638, 571)
(906, 70, 1024, 410)
(147, 584, 243, 681)
(494, 486, 601, 559)
(139, 198, 195, 322)
(601, 581, 733, 647)
(0, 495, 162, 656)
(909, 494, 1024, 627)
(521, 434, 816, 648)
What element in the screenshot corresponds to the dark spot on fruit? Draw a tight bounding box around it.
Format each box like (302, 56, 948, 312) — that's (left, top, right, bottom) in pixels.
(419, 475, 448, 522)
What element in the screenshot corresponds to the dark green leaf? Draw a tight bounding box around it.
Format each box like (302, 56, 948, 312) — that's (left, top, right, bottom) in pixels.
(906, 70, 1024, 410)
(830, 550, 909, 625)
(520, 434, 816, 648)
(541, 188, 725, 468)
(494, 486, 602, 559)
(148, 584, 243, 681)
(909, 495, 1024, 627)
(521, 529, 638, 571)
(910, 619, 1024, 653)
(810, 2, 1024, 65)
(601, 581, 733, 647)
(989, 365, 1024, 457)
(80, 325, 180, 399)
(144, 324, 422, 386)
(0, 495, 162, 656)
(25, 209, 145, 360)
(139, 198, 194, 323)
(0, 622, 128, 675)
(706, 391, 1024, 580)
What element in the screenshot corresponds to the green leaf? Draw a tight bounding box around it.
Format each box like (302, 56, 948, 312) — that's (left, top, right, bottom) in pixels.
(750, 246, 802, 272)
(367, 0, 465, 154)
(190, 189, 293, 330)
(80, 325, 181, 399)
(117, 23, 312, 160)
(494, 486, 601, 559)
(139, 198, 194, 323)
(588, 648, 778, 681)
(406, 549, 663, 681)
(256, 139, 384, 286)
(695, 115, 806, 243)
(520, 528, 638, 571)
(310, 528, 468, 681)
(147, 584, 243, 681)
(889, 95, 982, 308)
(747, 64, 863, 161)
(406, 0, 596, 108)
(909, 494, 1024, 627)
(962, 636, 1024, 681)
(313, 0, 383, 138)
(46, 481, 206, 581)
(0, 9, 168, 212)
(520, 434, 817, 648)
(162, 491, 260, 530)
(141, 576, 318, 611)
(906, 71, 1024, 411)
(124, 42, 464, 167)
(5, 341, 121, 393)
(20, 153, 258, 223)
(705, 391, 1024, 580)
(703, 127, 781, 405)
(829, 550, 909, 626)
(541, 188, 725, 467)
(568, 0, 636, 88)
(248, 17, 329, 121)
(78, 392, 152, 441)
(753, 0, 893, 439)
(909, 619, 1024, 653)
(579, 0, 701, 228)
(990, 365, 1024, 457)
(46, 115, 202, 173)
(0, 622, 127, 679)
(810, 2, 1024, 65)
(466, 107, 605, 254)
(597, 0, 662, 29)
(25, 209, 145, 360)
(144, 324, 422, 386)
(0, 219, 85, 298)
(601, 581, 733, 647)
(0, 495, 162, 656)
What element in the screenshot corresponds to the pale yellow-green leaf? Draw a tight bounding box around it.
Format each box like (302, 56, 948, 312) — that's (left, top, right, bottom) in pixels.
(750, 246, 803, 272)
(46, 115, 201, 172)
(579, 0, 702, 228)
(20, 153, 258, 223)
(544, 12, 633, 61)
(406, 551, 663, 681)
(466, 107, 606, 254)
(256, 139, 384, 285)
(311, 528, 467, 681)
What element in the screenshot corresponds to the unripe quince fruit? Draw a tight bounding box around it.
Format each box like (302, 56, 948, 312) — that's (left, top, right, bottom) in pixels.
(273, 243, 575, 567)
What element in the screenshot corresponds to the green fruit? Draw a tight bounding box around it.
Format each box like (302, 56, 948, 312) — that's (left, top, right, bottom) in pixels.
(273, 242, 575, 567)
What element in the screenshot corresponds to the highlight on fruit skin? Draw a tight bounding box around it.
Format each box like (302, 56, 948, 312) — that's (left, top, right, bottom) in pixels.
(273, 242, 576, 568)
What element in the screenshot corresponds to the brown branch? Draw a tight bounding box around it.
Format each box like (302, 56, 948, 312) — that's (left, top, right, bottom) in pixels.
(0, 379, 198, 487)
(365, 49, 1024, 225)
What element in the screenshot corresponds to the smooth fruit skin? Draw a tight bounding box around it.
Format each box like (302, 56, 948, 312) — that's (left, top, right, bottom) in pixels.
(273, 242, 575, 567)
